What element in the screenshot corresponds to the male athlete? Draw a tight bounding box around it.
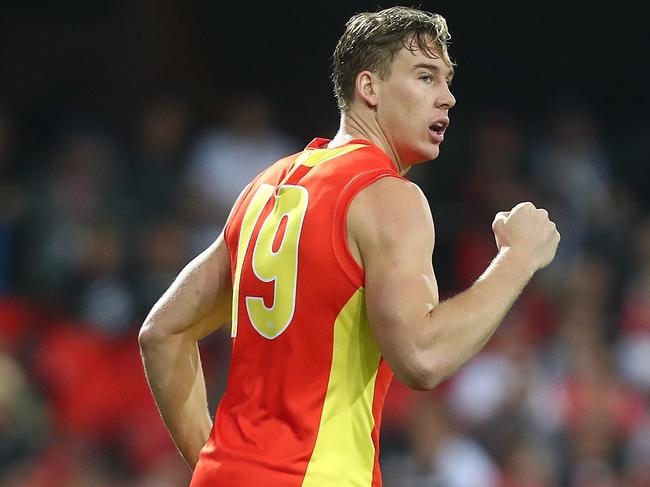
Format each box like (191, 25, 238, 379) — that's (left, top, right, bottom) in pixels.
(139, 6, 560, 487)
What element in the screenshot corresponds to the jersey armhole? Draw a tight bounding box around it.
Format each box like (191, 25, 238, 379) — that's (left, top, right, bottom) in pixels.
(332, 170, 408, 289)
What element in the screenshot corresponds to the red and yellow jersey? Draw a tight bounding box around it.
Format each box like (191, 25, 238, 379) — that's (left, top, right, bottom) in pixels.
(191, 138, 404, 487)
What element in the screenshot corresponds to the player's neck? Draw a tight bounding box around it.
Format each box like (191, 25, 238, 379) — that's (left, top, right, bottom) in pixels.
(328, 110, 406, 174)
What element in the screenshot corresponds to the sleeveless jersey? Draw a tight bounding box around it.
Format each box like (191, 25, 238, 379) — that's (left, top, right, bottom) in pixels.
(190, 138, 403, 487)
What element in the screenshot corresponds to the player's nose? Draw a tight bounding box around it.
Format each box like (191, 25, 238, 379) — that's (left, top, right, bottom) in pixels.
(437, 84, 456, 110)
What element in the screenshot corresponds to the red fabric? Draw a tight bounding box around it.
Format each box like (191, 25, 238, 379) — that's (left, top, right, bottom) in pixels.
(12, 444, 75, 487)
(0, 296, 35, 350)
(33, 324, 177, 472)
(34, 322, 122, 439)
(192, 138, 402, 486)
(110, 334, 179, 472)
(561, 377, 646, 437)
(621, 290, 650, 333)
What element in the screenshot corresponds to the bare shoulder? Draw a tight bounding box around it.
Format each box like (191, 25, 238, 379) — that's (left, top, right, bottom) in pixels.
(348, 176, 434, 252)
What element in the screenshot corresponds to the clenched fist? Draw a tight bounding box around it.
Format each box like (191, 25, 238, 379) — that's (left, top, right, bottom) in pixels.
(492, 202, 560, 271)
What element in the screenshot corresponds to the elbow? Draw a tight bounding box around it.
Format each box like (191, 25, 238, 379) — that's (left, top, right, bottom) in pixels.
(411, 370, 447, 392)
(396, 374, 436, 392)
(139, 316, 193, 351)
(138, 322, 153, 350)
(393, 352, 452, 391)
(138, 319, 165, 350)
(395, 370, 439, 391)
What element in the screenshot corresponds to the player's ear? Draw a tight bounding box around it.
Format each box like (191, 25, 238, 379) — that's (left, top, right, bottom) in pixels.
(355, 70, 378, 108)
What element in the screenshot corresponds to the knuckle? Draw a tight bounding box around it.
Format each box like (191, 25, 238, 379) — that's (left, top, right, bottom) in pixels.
(512, 202, 530, 213)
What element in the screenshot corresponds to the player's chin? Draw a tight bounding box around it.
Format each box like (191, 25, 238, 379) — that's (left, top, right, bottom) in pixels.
(420, 143, 440, 161)
(405, 140, 440, 165)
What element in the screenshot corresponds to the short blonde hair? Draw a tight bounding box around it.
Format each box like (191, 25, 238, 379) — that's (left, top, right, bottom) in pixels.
(332, 6, 454, 112)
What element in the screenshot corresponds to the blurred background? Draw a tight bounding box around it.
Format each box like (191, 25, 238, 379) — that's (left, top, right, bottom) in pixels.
(0, 1, 649, 486)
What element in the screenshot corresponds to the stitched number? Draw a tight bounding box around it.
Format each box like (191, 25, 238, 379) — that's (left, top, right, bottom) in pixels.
(231, 184, 308, 339)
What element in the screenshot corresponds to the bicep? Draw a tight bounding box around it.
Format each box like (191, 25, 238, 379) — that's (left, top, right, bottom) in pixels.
(348, 178, 439, 384)
(188, 233, 233, 339)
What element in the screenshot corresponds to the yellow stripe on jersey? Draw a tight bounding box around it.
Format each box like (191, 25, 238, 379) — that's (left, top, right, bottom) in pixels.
(302, 288, 380, 486)
(295, 144, 367, 168)
(279, 144, 366, 187)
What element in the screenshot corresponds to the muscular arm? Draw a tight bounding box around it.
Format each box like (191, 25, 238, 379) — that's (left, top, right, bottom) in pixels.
(348, 177, 558, 390)
(138, 232, 232, 468)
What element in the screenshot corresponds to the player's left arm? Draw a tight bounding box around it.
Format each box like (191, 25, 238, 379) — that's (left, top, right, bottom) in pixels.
(138, 232, 232, 469)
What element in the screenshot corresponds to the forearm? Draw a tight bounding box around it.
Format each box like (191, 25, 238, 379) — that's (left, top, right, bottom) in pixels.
(139, 330, 212, 468)
(137, 234, 231, 465)
(358, 183, 559, 391)
(420, 248, 535, 384)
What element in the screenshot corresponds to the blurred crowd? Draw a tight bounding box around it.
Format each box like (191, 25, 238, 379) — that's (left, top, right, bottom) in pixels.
(0, 94, 648, 487)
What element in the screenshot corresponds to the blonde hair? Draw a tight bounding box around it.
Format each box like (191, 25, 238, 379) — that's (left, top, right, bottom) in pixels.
(332, 6, 454, 111)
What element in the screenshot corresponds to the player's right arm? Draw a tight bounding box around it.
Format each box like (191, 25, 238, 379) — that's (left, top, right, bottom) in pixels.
(348, 177, 559, 390)
(138, 232, 232, 468)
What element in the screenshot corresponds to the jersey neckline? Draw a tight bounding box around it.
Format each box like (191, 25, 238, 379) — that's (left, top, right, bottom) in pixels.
(305, 137, 396, 171)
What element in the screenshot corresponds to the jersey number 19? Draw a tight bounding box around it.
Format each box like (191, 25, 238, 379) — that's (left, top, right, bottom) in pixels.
(231, 183, 309, 339)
